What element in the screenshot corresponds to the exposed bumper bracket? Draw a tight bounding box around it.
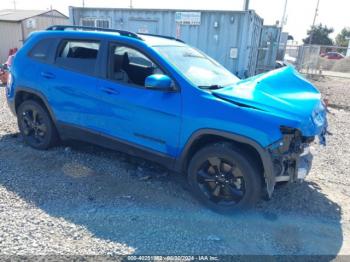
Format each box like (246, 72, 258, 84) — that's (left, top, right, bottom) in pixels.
(296, 147, 313, 180)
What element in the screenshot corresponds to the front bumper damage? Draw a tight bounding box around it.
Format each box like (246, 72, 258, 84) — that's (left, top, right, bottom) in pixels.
(296, 146, 313, 180)
(273, 145, 314, 183)
(262, 100, 328, 198)
(268, 127, 324, 184)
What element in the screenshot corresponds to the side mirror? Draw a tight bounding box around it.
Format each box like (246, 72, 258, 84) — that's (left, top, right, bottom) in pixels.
(145, 74, 174, 91)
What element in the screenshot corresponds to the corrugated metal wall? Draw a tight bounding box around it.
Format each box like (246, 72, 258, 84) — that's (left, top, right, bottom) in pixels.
(22, 10, 69, 39)
(0, 21, 22, 62)
(255, 25, 281, 74)
(70, 7, 263, 78)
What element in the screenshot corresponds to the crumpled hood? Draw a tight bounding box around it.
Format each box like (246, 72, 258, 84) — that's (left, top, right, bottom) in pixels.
(212, 66, 327, 138)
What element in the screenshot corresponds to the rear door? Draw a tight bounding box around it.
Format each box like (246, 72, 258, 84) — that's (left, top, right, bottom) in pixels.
(41, 38, 104, 131)
(96, 42, 182, 157)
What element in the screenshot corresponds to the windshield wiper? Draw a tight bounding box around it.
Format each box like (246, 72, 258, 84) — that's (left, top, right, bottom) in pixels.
(198, 85, 223, 90)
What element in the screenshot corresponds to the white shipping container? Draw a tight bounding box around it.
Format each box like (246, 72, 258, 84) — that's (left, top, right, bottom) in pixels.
(70, 7, 263, 78)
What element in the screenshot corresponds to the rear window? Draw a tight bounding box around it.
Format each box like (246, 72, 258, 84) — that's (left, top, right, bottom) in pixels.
(29, 38, 57, 62)
(55, 40, 100, 75)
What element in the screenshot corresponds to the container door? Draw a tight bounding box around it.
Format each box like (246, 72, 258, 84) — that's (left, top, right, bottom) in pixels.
(128, 19, 158, 34)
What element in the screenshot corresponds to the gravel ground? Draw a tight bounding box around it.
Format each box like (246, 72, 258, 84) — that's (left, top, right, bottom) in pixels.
(0, 77, 350, 256)
(312, 76, 350, 110)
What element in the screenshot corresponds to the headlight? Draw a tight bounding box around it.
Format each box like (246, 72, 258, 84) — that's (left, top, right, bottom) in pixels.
(312, 102, 326, 127)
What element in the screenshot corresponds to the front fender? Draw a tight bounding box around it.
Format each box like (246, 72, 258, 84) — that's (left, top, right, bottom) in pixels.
(175, 129, 276, 197)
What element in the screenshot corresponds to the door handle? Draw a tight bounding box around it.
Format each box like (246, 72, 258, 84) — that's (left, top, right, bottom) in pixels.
(101, 87, 119, 95)
(41, 72, 56, 79)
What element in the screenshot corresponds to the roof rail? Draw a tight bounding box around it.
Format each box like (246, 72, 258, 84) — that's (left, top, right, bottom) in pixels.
(46, 25, 143, 40)
(138, 33, 185, 43)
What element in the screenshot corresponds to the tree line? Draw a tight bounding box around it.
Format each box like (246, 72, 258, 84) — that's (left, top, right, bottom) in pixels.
(302, 24, 350, 47)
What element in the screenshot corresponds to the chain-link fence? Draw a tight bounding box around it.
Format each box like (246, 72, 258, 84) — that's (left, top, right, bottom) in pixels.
(285, 44, 350, 78)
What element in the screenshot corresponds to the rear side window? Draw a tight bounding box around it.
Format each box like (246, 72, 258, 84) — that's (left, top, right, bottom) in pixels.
(29, 38, 56, 62)
(55, 40, 100, 75)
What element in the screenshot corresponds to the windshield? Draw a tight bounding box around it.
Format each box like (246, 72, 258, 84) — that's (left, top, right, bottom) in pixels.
(154, 45, 240, 88)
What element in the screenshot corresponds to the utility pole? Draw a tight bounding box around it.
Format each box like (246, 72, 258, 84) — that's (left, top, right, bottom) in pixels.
(129, 0, 133, 8)
(243, 0, 249, 11)
(346, 37, 350, 57)
(13, 0, 16, 10)
(82, 0, 85, 8)
(281, 0, 288, 28)
(50, 5, 53, 24)
(309, 0, 320, 45)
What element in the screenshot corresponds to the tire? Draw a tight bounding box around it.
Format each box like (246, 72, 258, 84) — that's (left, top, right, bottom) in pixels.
(17, 100, 58, 150)
(187, 142, 263, 213)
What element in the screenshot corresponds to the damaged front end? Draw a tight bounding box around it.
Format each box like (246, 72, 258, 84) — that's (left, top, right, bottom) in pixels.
(211, 66, 329, 195)
(268, 127, 318, 184)
(266, 99, 328, 185)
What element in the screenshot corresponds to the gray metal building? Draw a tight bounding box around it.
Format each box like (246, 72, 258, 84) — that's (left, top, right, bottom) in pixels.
(0, 9, 69, 62)
(69, 7, 263, 78)
(255, 25, 282, 74)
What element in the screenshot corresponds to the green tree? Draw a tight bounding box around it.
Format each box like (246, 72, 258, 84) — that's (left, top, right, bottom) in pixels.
(303, 24, 334, 45)
(335, 27, 350, 47)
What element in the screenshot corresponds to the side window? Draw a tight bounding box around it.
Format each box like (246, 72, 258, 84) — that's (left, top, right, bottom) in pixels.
(55, 40, 100, 75)
(29, 38, 56, 62)
(109, 45, 164, 87)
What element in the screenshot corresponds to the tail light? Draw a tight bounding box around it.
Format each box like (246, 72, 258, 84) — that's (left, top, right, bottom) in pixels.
(6, 73, 13, 95)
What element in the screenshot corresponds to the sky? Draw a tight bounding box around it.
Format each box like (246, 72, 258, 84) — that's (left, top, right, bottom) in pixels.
(2, 0, 350, 43)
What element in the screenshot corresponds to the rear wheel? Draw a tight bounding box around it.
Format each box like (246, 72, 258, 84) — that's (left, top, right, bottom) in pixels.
(17, 100, 58, 150)
(187, 142, 262, 213)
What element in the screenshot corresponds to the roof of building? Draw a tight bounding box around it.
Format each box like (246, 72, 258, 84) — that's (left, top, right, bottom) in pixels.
(0, 9, 68, 22)
(69, 6, 253, 14)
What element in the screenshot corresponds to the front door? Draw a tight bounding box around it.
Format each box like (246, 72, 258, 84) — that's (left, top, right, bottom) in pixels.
(97, 43, 181, 157)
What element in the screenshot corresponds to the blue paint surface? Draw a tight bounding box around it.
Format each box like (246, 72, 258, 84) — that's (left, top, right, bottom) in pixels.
(7, 30, 327, 159)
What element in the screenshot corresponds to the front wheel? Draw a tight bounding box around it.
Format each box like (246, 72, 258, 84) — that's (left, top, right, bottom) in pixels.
(187, 143, 263, 213)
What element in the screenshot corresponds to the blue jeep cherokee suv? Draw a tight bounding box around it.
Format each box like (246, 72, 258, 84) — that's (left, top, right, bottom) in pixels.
(6, 25, 328, 212)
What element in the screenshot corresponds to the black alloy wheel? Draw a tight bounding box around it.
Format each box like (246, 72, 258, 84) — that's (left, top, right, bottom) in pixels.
(17, 100, 58, 149)
(196, 156, 245, 205)
(187, 143, 262, 213)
